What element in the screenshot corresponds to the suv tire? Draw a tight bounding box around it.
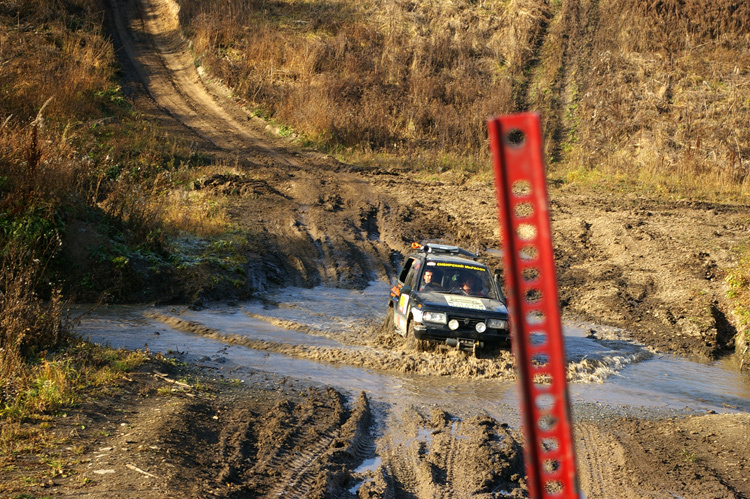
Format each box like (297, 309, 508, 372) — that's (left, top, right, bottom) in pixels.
(406, 320, 423, 352)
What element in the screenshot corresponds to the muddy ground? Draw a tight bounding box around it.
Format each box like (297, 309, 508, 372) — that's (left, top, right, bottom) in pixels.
(9, 356, 750, 499)
(6, 0, 750, 497)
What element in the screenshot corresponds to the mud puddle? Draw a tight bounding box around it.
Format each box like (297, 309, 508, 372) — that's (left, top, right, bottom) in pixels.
(70, 283, 750, 497)
(73, 281, 750, 419)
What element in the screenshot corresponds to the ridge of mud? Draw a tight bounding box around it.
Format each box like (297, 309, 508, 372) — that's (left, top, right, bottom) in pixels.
(361, 408, 527, 498)
(144, 310, 518, 380)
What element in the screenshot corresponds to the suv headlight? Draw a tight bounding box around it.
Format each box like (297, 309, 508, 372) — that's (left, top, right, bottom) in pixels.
(422, 311, 447, 324)
(487, 318, 508, 329)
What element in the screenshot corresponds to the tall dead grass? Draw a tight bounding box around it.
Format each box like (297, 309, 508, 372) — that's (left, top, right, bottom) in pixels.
(175, 0, 750, 197)
(0, 0, 227, 398)
(0, 111, 85, 218)
(0, 242, 67, 407)
(177, 0, 549, 164)
(564, 0, 750, 198)
(0, 0, 118, 123)
(0, 110, 75, 396)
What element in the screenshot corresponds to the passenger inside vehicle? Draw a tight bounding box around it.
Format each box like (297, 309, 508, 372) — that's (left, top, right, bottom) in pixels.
(449, 271, 492, 298)
(420, 269, 444, 291)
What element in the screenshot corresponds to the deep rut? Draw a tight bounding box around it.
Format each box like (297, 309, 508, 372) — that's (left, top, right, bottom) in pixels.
(358, 408, 526, 498)
(158, 386, 374, 498)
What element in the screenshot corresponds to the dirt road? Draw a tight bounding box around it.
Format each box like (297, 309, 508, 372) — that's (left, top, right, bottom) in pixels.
(12, 0, 749, 497)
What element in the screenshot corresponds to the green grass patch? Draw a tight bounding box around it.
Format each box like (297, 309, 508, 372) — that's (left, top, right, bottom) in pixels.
(725, 246, 750, 369)
(1, 342, 150, 422)
(726, 248, 750, 327)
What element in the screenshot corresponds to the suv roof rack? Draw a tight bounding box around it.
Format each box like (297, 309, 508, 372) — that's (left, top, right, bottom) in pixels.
(412, 242, 478, 260)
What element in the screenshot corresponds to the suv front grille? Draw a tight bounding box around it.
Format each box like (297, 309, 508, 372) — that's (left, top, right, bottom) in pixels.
(449, 316, 483, 330)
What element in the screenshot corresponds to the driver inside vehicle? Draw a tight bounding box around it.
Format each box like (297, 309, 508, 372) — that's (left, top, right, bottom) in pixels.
(453, 274, 487, 297)
(420, 269, 443, 291)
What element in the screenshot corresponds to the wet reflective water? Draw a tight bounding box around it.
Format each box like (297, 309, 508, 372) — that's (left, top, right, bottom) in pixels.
(74, 282, 750, 424)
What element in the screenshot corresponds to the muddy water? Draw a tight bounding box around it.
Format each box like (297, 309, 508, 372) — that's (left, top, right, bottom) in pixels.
(74, 282, 750, 425)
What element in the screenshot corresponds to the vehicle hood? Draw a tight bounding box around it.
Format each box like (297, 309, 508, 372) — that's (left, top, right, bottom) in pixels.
(416, 291, 508, 315)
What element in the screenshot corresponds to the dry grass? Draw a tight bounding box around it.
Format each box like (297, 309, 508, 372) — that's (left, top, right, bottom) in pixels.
(1, 0, 231, 241)
(0, 0, 118, 123)
(1, 1, 234, 239)
(0, 342, 150, 492)
(0, 0, 231, 420)
(126, 171, 233, 238)
(0, 248, 66, 400)
(174, 0, 750, 200)
(558, 0, 750, 200)
(1, 342, 149, 419)
(178, 0, 546, 160)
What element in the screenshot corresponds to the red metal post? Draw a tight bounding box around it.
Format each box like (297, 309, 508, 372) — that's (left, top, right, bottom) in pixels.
(487, 112, 579, 498)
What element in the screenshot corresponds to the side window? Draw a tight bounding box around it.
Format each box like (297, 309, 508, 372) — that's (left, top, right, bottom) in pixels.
(478, 269, 497, 299)
(398, 258, 415, 283)
(404, 262, 419, 288)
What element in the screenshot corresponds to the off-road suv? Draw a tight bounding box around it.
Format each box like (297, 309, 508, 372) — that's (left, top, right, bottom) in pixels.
(386, 243, 510, 354)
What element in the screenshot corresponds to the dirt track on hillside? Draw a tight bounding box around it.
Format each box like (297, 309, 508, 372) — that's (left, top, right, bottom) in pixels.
(12, 0, 749, 497)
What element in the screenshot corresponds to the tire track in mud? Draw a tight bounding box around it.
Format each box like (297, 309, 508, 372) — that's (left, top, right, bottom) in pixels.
(433, 416, 479, 498)
(263, 427, 338, 498)
(362, 409, 526, 498)
(574, 423, 619, 498)
(574, 419, 750, 499)
(442, 418, 462, 498)
(162, 385, 374, 498)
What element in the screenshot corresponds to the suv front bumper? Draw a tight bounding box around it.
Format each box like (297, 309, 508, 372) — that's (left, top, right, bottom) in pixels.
(412, 320, 510, 345)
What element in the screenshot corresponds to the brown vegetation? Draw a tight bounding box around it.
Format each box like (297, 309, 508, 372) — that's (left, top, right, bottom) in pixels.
(0, 0, 216, 428)
(0, 245, 65, 391)
(179, 0, 547, 163)
(1, 0, 750, 495)
(571, 1, 750, 197)
(178, 0, 750, 198)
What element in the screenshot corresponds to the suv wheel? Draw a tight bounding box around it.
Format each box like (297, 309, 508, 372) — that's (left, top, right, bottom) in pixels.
(406, 321, 424, 352)
(382, 307, 395, 335)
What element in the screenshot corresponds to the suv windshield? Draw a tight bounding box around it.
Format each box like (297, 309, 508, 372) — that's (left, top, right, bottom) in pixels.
(419, 263, 498, 299)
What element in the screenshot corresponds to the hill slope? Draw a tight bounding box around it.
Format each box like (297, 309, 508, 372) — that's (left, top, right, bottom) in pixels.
(95, 0, 750, 360)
